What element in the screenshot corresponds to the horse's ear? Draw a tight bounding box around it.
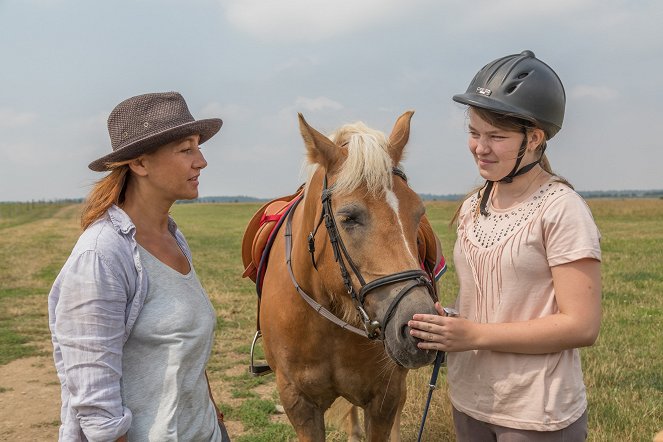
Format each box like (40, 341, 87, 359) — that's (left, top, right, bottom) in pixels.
(298, 113, 343, 173)
(388, 110, 414, 164)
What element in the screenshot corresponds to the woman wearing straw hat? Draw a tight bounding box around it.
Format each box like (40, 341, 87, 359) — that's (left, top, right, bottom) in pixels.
(409, 51, 602, 440)
(48, 92, 230, 441)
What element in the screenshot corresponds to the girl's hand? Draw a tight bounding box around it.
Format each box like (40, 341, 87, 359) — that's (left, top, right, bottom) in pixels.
(408, 302, 477, 352)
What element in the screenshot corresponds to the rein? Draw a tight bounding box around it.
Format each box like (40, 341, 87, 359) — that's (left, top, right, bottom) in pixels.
(416, 306, 458, 441)
(285, 168, 437, 340)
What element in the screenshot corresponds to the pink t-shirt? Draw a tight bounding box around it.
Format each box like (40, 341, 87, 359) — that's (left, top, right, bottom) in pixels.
(447, 179, 601, 431)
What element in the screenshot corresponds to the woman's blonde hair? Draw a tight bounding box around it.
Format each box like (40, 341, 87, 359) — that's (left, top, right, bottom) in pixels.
(450, 107, 572, 227)
(81, 160, 133, 229)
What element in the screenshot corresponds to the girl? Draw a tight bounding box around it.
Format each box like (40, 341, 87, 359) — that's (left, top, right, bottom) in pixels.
(409, 51, 602, 441)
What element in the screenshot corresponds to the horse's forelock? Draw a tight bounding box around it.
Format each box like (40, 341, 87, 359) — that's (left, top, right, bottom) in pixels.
(329, 122, 393, 197)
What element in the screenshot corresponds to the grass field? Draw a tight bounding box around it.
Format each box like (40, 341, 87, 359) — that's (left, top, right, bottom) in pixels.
(0, 199, 661, 441)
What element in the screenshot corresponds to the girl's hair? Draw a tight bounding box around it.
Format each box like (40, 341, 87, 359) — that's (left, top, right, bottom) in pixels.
(80, 160, 133, 229)
(450, 107, 572, 227)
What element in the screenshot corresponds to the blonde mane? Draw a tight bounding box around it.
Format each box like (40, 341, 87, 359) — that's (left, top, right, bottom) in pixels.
(329, 122, 394, 196)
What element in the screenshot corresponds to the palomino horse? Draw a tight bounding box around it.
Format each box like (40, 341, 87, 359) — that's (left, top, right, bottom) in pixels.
(244, 112, 443, 441)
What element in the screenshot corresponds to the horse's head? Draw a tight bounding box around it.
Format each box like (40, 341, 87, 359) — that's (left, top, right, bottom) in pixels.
(298, 111, 439, 369)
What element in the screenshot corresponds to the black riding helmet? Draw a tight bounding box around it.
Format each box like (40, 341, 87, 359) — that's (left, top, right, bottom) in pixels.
(453, 50, 565, 139)
(453, 50, 566, 216)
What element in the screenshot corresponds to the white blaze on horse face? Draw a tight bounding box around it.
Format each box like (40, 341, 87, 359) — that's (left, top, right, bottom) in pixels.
(385, 189, 417, 263)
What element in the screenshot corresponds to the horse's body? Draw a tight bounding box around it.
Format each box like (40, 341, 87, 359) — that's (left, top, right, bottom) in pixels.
(251, 112, 441, 441)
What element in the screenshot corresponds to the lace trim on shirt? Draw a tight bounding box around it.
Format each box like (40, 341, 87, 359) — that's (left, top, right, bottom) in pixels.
(458, 181, 568, 321)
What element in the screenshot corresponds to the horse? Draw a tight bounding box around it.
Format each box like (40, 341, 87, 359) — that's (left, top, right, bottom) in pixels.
(242, 111, 445, 441)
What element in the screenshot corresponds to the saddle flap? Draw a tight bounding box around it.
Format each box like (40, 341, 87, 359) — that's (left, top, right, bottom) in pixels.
(241, 186, 304, 282)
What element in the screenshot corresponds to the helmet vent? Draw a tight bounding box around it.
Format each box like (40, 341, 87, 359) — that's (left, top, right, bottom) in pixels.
(517, 72, 529, 79)
(505, 84, 518, 94)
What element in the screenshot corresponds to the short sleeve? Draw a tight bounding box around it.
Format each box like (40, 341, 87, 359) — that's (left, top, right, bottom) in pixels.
(542, 190, 601, 267)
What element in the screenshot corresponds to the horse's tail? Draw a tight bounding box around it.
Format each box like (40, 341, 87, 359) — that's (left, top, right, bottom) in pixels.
(325, 398, 362, 441)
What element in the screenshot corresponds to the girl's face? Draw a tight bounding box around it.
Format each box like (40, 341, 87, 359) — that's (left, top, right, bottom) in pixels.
(467, 109, 541, 182)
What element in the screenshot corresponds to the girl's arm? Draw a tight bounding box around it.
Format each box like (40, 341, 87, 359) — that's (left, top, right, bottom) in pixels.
(410, 258, 601, 354)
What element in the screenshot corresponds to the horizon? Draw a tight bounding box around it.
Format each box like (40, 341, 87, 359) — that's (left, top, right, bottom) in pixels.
(2, 188, 662, 205)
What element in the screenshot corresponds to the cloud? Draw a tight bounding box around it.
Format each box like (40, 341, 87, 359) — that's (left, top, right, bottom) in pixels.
(271, 96, 344, 132)
(0, 139, 53, 167)
(223, 0, 428, 42)
(199, 102, 253, 122)
(440, 0, 582, 30)
(444, 0, 638, 35)
(292, 96, 343, 112)
(569, 85, 619, 101)
(0, 108, 38, 128)
(272, 56, 322, 74)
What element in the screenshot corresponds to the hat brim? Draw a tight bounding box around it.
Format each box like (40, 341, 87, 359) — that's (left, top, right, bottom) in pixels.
(88, 118, 223, 172)
(452, 94, 536, 121)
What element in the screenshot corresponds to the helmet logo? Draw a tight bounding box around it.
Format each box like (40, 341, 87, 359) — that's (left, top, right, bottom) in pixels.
(476, 87, 492, 96)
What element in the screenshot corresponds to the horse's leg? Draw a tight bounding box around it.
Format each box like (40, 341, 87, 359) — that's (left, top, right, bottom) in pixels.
(276, 373, 326, 442)
(345, 406, 362, 442)
(364, 376, 407, 442)
(362, 404, 398, 442)
(388, 399, 404, 442)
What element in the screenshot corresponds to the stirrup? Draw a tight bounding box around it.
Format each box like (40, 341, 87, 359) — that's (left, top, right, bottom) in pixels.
(249, 330, 272, 376)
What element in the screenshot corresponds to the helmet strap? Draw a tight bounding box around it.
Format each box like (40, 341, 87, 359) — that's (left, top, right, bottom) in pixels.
(478, 132, 547, 217)
(478, 181, 493, 217)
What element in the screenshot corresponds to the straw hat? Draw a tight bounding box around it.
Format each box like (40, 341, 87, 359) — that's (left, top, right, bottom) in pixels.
(88, 91, 223, 171)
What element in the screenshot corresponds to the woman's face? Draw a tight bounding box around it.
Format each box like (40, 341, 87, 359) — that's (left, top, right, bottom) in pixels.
(467, 110, 539, 182)
(140, 134, 207, 201)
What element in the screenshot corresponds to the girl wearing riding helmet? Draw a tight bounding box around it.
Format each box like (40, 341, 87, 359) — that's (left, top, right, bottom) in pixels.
(409, 50, 602, 440)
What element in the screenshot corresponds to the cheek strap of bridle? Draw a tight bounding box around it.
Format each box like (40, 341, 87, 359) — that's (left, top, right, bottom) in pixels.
(284, 197, 367, 337)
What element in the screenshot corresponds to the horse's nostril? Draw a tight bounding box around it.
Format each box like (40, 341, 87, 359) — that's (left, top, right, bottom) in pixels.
(400, 323, 410, 340)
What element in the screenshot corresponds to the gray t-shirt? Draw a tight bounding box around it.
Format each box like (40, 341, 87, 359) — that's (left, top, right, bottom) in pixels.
(121, 245, 221, 441)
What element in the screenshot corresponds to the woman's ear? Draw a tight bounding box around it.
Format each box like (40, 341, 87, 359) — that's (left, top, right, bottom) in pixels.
(528, 128, 546, 151)
(128, 156, 149, 177)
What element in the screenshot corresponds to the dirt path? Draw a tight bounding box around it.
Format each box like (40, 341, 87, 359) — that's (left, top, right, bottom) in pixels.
(0, 354, 61, 441)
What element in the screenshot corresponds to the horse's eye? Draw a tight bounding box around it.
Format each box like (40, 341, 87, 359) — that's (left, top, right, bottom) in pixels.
(341, 215, 359, 226)
(338, 212, 363, 229)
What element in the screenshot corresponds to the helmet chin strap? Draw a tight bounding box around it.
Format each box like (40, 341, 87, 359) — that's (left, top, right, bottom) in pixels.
(478, 131, 546, 216)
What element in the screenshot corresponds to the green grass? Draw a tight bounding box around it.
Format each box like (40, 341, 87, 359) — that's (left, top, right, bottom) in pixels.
(0, 199, 661, 441)
(0, 202, 71, 230)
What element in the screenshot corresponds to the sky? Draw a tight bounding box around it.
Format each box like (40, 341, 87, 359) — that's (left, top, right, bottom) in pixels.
(1, 0, 662, 202)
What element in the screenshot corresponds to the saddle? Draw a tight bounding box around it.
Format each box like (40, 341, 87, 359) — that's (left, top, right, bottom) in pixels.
(241, 185, 305, 292)
(241, 186, 304, 376)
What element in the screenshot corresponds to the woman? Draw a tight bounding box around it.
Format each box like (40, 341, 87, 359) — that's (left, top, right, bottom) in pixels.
(48, 92, 230, 441)
(409, 51, 602, 441)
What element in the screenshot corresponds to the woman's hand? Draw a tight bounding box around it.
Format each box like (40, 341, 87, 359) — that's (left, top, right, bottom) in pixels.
(408, 302, 477, 352)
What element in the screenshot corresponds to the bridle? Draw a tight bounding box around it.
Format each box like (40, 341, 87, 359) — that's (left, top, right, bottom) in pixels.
(285, 167, 438, 340)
